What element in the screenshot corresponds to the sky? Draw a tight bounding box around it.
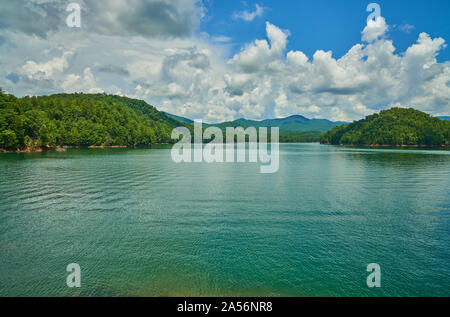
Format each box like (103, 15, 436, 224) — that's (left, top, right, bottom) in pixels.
(0, 0, 449, 122)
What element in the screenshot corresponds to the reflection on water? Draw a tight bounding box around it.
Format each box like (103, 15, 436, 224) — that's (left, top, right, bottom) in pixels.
(0, 144, 449, 296)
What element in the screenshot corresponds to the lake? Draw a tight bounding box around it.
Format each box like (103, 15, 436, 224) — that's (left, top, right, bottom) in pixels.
(0, 143, 449, 296)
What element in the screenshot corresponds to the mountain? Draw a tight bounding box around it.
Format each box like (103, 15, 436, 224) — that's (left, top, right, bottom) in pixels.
(166, 113, 346, 133)
(212, 115, 346, 133)
(321, 108, 450, 146)
(0, 91, 182, 151)
(164, 113, 347, 142)
(438, 116, 450, 121)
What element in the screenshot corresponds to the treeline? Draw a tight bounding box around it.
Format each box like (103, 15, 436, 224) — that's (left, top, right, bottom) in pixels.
(320, 107, 450, 146)
(0, 90, 181, 151)
(200, 130, 323, 143)
(279, 130, 323, 143)
(6, 90, 445, 150)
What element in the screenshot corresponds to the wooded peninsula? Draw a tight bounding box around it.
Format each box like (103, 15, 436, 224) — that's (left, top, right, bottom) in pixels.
(320, 108, 450, 146)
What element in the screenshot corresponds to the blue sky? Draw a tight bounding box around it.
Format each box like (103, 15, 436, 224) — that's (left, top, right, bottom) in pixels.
(201, 0, 450, 61)
(0, 0, 449, 122)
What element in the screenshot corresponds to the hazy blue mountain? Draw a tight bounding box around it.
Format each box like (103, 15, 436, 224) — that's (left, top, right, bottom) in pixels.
(438, 116, 450, 121)
(214, 115, 347, 132)
(165, 113, 346, 132)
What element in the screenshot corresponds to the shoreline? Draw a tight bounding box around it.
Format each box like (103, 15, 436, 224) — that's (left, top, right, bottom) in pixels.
(2, 142, 449, 153)
(0, 144, 172, 153)
(320, 143, 450, 148)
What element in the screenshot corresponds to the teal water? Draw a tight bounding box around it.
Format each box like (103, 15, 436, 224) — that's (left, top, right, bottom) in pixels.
(0, 143, 449, 297)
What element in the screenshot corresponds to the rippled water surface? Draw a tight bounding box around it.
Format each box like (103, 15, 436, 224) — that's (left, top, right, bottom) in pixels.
(0, 144, 449, 296)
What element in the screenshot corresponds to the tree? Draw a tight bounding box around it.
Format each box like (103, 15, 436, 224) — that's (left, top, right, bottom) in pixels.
(0, 130, 18, 150)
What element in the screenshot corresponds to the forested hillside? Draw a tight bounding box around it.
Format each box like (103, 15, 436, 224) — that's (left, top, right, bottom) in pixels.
(0, 90, 181, 151)
(165, 113, 345, 142)
(213, 115, 346, 132)
(321, 108, 450, 146)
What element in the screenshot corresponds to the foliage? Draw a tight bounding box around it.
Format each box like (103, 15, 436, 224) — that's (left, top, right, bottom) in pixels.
(279, 130, 323, 142)
(0, 91, 181, 150)
(320, 108, 450, 146)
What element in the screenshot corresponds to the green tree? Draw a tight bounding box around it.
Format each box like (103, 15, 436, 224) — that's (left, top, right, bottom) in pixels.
(0, 130, 18, 150)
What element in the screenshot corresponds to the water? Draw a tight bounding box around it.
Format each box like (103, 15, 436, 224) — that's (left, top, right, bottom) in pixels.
(0, 143, 449, 297)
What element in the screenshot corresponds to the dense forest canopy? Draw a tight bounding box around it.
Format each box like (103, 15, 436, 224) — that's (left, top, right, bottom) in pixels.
(320, 107, 450, 146)
(0, 90, 182, 150)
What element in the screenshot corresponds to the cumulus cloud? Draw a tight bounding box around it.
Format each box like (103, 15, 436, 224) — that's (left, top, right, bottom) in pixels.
(61, 67, 103, 93)
(233, 4, 265, 22)
(84, 0, 204, 38)
(362, 17, 388, 42)
(0, 0, 204, 38)
(0, 0, 64, 38)
(20, 51, 74, 80)
(231, 22, 289, 73)
(0, 5, 449, 122)
(223, 17, 448, 121)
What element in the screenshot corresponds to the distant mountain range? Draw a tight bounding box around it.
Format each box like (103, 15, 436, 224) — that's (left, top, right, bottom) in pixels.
(164, 112, 347, 133)
(438, 116, 450, 121)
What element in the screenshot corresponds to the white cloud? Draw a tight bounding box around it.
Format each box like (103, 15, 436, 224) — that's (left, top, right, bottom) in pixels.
(20, 51, 74, 80)
(398, 24, 415, 34)
(211, 36, 232, 43)
(0, 0, 204, 38)
(61, 67, 103, 93)
(230, 22, 289, 73)
(362, 17, 388, 42)
(233, 4, 265, 22)
(287, 51, 308, 67)
(0, 9, 449, 122)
